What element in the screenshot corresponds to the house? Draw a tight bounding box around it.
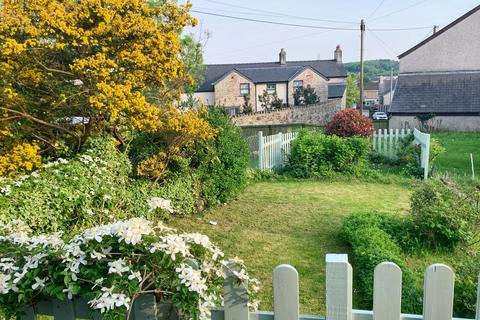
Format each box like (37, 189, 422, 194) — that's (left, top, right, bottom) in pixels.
(192, 47, 347, 115)
(378, 76, 397, 109)
(390, 4, 480, 131)
(363, 81, 380, 108)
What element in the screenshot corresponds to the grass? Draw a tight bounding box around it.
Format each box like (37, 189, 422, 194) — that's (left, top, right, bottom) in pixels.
(169, 179, 411, 315)
(433, 132, 480, 179)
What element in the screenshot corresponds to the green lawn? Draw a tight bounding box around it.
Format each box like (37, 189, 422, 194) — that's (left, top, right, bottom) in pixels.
(433, 132, 480, 179)
(169, 180, 411, 315)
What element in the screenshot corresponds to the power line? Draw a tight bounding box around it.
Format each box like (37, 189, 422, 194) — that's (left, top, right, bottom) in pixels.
(367, 27, 398, 59)
(191, 10, 433, 32)
(368, 0, 387, 19)
(199, 0, 358, 24)
(369, 0, 429, 22)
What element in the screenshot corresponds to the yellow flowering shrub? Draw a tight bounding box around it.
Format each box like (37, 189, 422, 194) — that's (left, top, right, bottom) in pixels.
(136, 107, 218, 181)
(0, 129, 42, 177)
(0, 0, 197, 162)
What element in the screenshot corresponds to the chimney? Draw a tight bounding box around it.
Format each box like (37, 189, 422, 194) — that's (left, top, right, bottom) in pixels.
(334, 45, 342, 63)
(279, 48, 286, 65)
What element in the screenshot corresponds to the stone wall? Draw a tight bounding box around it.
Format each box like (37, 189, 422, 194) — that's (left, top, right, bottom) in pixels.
(390, 115, 480, 132)
(232, 99, 342, 126)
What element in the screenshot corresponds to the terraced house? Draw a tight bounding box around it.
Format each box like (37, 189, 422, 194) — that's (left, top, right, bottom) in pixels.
(192, 47, 348, 115)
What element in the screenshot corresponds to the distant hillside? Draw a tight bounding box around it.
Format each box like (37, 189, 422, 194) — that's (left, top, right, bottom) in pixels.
(344, 59, 399, 82)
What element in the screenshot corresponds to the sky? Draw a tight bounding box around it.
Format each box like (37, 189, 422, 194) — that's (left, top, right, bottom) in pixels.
(183, 0, 480, 64)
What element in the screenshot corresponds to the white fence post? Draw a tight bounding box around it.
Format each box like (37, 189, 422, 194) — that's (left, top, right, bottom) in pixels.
(413, 128, 431, 180)
(258, 131, 264, 170)
(273, 265, 299, 320)
(224, 264, 249, 320)
(326, 254, 352, 320)
(373, 262, 402, 320)
(423, 264, 455, 320)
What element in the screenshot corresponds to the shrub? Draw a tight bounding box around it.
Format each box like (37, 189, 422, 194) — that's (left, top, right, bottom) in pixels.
(286, 130, 371, 178)
(191, 108, 249, 206)
(399, 135, 445, 178)
(341, 213, 422, 313)
(0, 136, 132, 234)
(0, 218, 260, 320)
(325, 109, 375, 138)
(410, 179, 478, 248)
(454, 253, 480, 318)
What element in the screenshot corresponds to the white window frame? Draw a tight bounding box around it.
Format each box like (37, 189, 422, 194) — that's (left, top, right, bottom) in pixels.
(293, 80, 304, 91)
(266, 83, 276, 94)
(240, 83, 250, 95)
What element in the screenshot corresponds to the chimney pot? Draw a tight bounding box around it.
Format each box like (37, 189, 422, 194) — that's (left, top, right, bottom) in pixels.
(279, 48, 286, 65)
(334, 45, 342, 63)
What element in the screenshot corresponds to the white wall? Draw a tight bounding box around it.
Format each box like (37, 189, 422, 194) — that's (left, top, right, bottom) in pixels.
(390, 115, 480, 132)
(255, 83, 288, 111)
(400, 9, 480, 73)
(181, 92, 215, 106)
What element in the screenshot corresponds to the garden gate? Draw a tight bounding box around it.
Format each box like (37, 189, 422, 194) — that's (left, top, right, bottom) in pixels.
(19, 254, 478, 320)
(256, 131, 297, 171)
(372, 128, 431, 179)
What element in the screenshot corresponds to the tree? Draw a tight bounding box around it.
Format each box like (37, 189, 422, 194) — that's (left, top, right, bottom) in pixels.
(346, 74, 360, 108)
(0, 0, 214, 178)
(303, 85, 319, 105)
(325, 109, 375, 137)
(270, 92, 284, 109)
(242, 94, 253, 114)
(258, 90, 272, 110)
(180, 33, 209, 93)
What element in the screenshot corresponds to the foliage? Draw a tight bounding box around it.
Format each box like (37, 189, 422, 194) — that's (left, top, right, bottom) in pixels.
(258, 90, 271, 110)
(181, 34, 207, 92)
(293, 85, 319, 106)
(0, 218, 260, 320)
(242, 94, 254, 114)
(415, 113, 437, 132)
(453, 253, 480, 318)
(344, 59, 399, 82)
(135, 107, 217, 181)
(410, 179, 480, 248)
(270, 92, 284, 109)
(345, 73, 360, 108)
(303, 85, 319, 105)
(341, 213, 422, 314)
(398, 135, 445, 178)
(191, 108, 250, 206)
(0, 0, 197, 173)
(0, 128, 42, 177)
(285, 130, 371, 178)
(325, 109, 375, 138)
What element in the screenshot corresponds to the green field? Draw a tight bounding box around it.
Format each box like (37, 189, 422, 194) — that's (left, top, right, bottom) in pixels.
(433, 132, 480, 179)
(169, 180, 411, 315)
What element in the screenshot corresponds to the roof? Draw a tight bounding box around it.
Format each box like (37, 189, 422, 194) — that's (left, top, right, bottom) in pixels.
(328, 83, 346, 99)
(197, 59, 347, 92)
(364, 81, 379, 91)
(390, 72, 480, 114)
(235, 66, 304, 84)
(398, 4, 480, 59)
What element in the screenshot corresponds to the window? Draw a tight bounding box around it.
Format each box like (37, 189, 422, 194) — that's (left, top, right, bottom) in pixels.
(293, 80, 304, 92)
(266, 83, 276, 94)
(240, 83, 250, 95)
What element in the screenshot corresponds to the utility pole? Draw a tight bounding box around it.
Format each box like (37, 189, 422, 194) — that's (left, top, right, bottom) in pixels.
(359, 19, 365, 114)
(389, 68, 393, 111)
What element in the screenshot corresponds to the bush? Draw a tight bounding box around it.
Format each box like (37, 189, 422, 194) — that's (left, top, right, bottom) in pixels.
(0, 218, 260, 320)
(454, 253, 480, 318)
(410, 179, 478, 248)
(0, 136, 202, 234)
(285, 130, 371, 178)
(0, 136, 132, 233)
(399, 135, 445, 178)
(325, 109, 375, 138)
(191, 107, 249, 206)
(341, 213, 422, 313)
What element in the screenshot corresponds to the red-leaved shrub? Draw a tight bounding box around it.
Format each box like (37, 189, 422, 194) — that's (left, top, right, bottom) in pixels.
(325, 109, 375, 137)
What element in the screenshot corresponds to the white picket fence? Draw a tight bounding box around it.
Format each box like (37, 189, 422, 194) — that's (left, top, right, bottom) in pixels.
(212, 254, 475, 320)
(372, 128, 431, 179)
(257, 131, 297, 171)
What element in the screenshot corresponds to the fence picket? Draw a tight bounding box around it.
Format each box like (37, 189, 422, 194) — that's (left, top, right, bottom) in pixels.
(394, 129, 399, 159)
(423, 264, 455, 320)
(273, 265, 299, 320)
(257, 131, 297, 171)
(326, 254, 352, 320)
(373, 262, 402, 320)
(224, 263, 249, 320)
(388, 129, 394, 159)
